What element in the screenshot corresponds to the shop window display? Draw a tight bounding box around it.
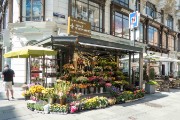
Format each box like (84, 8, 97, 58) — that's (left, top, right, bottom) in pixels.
(30, 57, 59, 86)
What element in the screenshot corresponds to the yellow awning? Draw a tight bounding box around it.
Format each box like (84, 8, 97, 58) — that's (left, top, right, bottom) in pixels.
(4, 46, 57, 58)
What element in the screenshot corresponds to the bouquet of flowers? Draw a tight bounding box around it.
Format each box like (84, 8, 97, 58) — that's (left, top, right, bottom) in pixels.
(76, 76, 88, 84)
(42, 88, 56, 98)
(22, 90, 31, 97)
(29, 85, 45, 95)
(63, 63, 75, 71)
(54, 80, 72, 99)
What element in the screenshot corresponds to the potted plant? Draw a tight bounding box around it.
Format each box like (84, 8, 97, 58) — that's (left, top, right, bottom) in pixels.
(145, 68, 158, 94)
(42, 88, 56, 104)
(22, 90, 31, 100)
(54, 80, 72, 105)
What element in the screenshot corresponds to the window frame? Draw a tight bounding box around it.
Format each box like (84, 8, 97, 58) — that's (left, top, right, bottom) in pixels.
(113, 0, 129, 8)
(167, 15, 173, 30)
(146, 2, 156, 19)
(168, 34, 175, 51)
(148, 25, 159, 46)
(69, 0, 105, 33)
(135, 0, 140, 11)
(19, 0, 45, 22)
(111, 11, 130, 40)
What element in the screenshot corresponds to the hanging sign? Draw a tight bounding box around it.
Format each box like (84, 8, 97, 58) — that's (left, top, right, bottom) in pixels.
(67, 16, 91, 37)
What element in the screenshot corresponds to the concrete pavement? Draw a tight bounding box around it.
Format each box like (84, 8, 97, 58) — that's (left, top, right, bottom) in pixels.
(1, 81, 180, 120)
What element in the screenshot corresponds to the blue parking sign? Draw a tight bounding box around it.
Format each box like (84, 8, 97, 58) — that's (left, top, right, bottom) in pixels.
(129, 11, 140, 29)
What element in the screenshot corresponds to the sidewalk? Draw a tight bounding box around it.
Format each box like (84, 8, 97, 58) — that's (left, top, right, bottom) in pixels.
(1, 81, 180, 120)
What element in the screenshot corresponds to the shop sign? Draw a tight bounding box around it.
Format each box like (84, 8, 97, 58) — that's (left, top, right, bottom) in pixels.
(67, 16, 91, 37)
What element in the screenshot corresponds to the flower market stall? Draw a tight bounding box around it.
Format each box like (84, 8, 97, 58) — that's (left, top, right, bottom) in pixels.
(20, 36, 145, 114)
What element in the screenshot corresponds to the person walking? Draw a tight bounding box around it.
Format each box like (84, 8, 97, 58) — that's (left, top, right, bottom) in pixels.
(2, 64, 15, 100)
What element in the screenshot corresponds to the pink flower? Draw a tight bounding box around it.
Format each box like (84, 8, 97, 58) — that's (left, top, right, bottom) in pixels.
(70, 106, 78, 113)
(105, 83, 112, 87)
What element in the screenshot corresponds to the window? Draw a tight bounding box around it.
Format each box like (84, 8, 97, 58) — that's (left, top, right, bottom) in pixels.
(148, 26, 158, 46)
(146, 2, 156, 19)
(168, 35, 175, 51)
(162, 32, 167, 49)
(21, 0, 45, 21)
(135, 0, 140, 11)
(113, 0, 129, 8)
(71, 0, 104, 32)
(167, 15, 173, 29)
(112, 12, 129, 39)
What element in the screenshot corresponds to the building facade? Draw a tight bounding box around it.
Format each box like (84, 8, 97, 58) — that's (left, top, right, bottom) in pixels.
(0, 0, 179, 86)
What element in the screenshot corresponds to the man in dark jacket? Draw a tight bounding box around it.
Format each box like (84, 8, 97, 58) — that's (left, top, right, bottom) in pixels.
(2, 64, 15, 100)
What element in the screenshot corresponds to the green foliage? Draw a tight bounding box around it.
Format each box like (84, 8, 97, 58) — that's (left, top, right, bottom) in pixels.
(143, 65, 149, 81)
(149, 68, 155, 80)
(147, 80, 158, 85)
(34, 103, 44, 111)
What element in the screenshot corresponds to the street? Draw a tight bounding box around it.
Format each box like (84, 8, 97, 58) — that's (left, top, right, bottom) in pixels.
(0, 81, 180, 120)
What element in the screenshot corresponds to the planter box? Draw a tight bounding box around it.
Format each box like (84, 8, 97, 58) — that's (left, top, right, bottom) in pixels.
(145, 83, 156, 94)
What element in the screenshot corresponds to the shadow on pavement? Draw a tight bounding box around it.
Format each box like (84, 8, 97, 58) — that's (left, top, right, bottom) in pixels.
(0, 105, 18, 120)
(168, 88, 180, 93)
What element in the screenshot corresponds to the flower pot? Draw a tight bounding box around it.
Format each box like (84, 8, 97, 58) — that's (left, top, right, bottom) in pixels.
(89, 87, 94, 94)
(85, 88, 88, 95)
(95, 87, 99, 94)
(81, 88, 85, 95)
(100, 87, 103, 93)
(76, 88, 80, 93)
(120, 85, 124, 91)
(25, 96, 31, 101)
(60, 98, 66, 105)
(105, 86, 111, 92)
(145, 83, 156, 94)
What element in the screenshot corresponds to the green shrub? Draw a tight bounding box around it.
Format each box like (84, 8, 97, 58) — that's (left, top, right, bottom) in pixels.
(147, 80, 158, 85)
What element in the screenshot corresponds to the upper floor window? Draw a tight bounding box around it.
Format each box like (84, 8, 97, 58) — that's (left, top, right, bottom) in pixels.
(146, 2, 156, 19)
(168, 35, 175, 51)
(167, 15, 173, 29)
(112, 12, 129, 39)
(148, 26, 158, 46)
(113, 0, 129, 8)
(135, 0, 140, 11)
(20, 0, 45, 21)
(71, 0, 104, 32)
